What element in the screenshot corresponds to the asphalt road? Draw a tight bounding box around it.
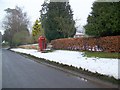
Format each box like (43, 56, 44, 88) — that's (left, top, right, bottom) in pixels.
(2, 49, 109, 88)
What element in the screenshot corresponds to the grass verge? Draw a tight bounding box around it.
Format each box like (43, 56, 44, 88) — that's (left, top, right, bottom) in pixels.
(10, 50, 120, 86)
(83, 51, 120, 59)
(53, 49, 119, 59)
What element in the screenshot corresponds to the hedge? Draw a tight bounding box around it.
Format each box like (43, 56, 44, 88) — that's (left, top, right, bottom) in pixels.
(18, 45, 39, 50)
(51, 36, 120, 52)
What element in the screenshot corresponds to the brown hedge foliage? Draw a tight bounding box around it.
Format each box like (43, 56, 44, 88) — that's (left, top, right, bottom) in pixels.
(18, 44, 39, 50)
(51, 36, 120, 52)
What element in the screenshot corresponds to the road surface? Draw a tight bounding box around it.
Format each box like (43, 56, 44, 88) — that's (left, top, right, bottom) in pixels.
(2, 49, 110, 88)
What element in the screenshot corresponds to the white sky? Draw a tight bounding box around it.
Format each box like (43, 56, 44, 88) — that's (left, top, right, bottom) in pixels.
(0, 0, 95, 34)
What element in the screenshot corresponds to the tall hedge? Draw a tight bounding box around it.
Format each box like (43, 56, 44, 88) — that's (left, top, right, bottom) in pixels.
(51, 36, 120, 52)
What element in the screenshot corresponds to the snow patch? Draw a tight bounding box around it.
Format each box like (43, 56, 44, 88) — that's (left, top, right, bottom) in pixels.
(11, 48, 119, 79)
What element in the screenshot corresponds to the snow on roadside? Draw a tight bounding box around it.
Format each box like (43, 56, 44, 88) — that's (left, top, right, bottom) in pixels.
(11, 48, 119, 79)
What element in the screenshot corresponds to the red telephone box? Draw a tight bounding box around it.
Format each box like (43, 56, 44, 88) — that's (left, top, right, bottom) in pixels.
(38, 36, 46, 52)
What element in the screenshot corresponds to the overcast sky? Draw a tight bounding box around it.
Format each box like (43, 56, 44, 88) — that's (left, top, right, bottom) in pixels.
(0, 0, 96, 34)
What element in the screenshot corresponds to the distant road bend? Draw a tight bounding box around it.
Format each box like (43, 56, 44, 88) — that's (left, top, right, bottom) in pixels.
(2, 49, 117, 88)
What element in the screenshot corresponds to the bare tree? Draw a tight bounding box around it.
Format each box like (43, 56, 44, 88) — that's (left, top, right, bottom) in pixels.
(2, 6, 30, 47)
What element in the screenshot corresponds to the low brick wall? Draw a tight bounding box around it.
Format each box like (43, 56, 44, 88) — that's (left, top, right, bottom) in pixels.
(51, 36, 120, 52)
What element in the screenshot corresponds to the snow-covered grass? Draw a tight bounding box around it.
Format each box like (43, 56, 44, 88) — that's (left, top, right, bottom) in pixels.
(11, 48, 119, 80)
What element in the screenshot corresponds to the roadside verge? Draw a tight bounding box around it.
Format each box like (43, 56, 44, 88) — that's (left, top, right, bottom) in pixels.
(10, 49, 119, 88)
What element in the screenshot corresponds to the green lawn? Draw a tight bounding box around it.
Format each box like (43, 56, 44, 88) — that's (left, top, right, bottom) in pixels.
(84, 51, 120, 59)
